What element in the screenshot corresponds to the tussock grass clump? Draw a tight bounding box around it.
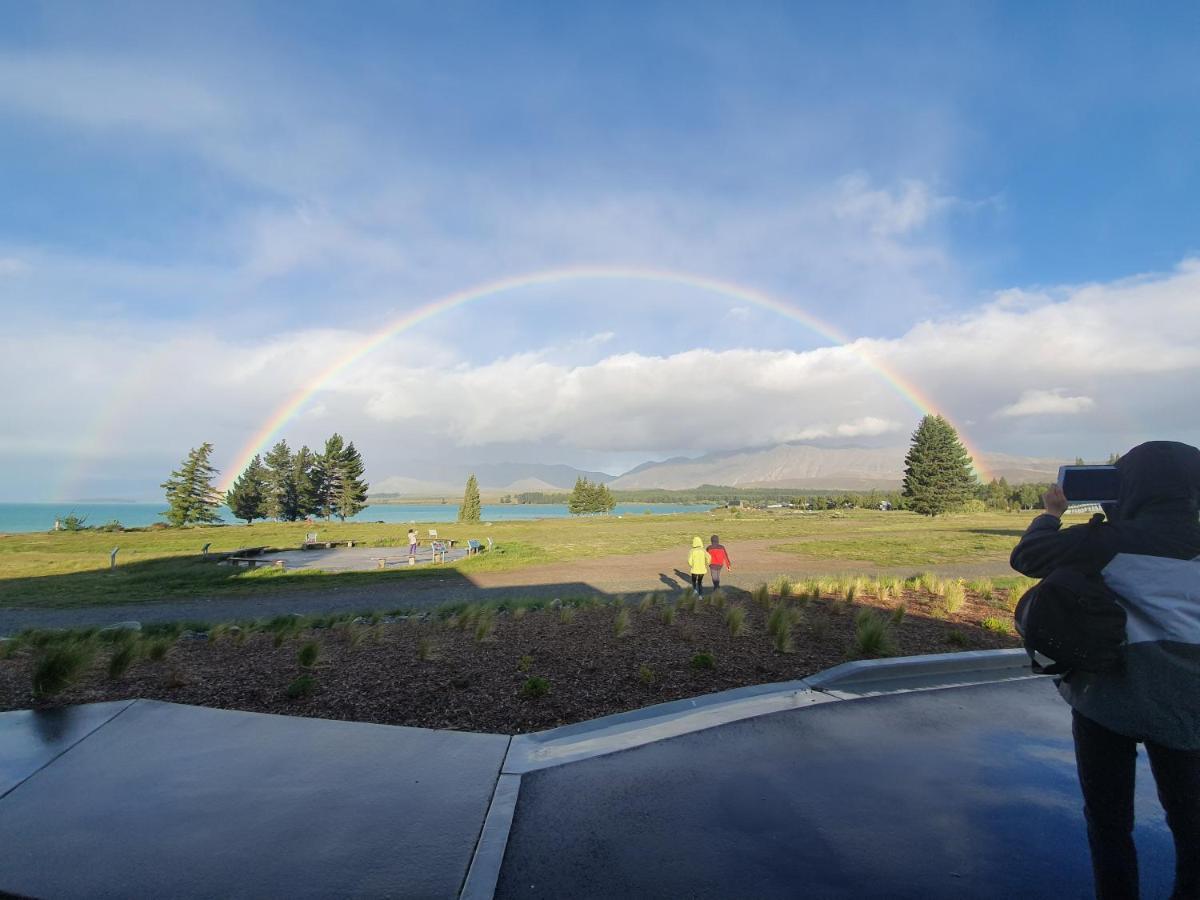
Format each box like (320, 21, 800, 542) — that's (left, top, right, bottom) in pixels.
(889, 603, 907, 626)
(767, 605, 796, 653)
(144, 637, 173, 661)
(852, 576, 872, 600)
(458, 604, 483, 632)
(33, 641, 97, 697)
(286, 674, 315, 699)
(690, 651, 716, 670)
(638, 664, 656, 685)
(660, 604, 676, 626)
(751, 584, 771, 608)
(709, 589, 727, 611)
(613, 607, 631, 638)
(638, 593, 657, 614)
(808, 613, 831, 642)
(678, 592, 698, 613)
(417, 636, 435, 660)
(946, 629, 969, 647)
(724, 604, 747, 637)
(297, 641, 320, 668)
(517, 654, 533, 672)
(512, 606, 528, 621)
(854, 609, 894, 658)
(981, 616, 1013, 635)
(474, 609, 496, 643)
(520, 676, 550, 699)
(559, 606, 577, 625)
(943, 580, 966, 614)
(773, 576, 793, 600)
(968, 578, 994, 602)
(107, 642, 139, 679)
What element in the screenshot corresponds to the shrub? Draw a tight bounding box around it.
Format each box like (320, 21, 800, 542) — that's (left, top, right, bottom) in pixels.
(943, 580, 966, 614)
(33, 642, 96, 697)
(889, 603, 907, 626)
(725, 605, 746, 637)
(297, 641, 320, 668)
(286, 674, 315, 699)
(638, 664, 656, 685)
(660, 604, 676, 626)
(520, 676, 550, 699)
(638, 593, 656, 614)
(613, 606, 631, 637)
(107, 642, 139, 679)
(517, 654, 534, 672)
(690, 652, 716, 670)
(981, 617, 1013, 635)
(854, 609, 894, 657)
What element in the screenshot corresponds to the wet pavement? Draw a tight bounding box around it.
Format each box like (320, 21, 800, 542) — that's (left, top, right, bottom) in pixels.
(0, 656, 1179, 898)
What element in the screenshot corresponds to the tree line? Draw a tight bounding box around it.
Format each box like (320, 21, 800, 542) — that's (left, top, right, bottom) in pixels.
(160, 435, 369, 526)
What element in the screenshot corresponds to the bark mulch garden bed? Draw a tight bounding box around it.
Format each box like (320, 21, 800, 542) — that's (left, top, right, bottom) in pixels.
(0, 579, 1025, 735)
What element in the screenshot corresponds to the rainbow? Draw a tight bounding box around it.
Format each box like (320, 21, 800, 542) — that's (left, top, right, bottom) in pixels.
(217, 266, 993, 492)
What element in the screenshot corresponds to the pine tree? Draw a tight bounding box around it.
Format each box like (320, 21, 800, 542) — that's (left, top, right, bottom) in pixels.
(458, 474, 482, 522)
(594, 482, 616, 514)
(334, 441, 369, 521)
(902, 415, 977, 516)
(225, 454, 267, 524)
(314, 434, 346, 520)
(292, 445, 319, 518)
(262, 440, 299, 521)
(568, 477, 589, 515)
(161, 443, 224, 526)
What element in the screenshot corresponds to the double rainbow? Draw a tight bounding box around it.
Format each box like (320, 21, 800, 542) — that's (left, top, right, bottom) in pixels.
(216, 266, 991, 492)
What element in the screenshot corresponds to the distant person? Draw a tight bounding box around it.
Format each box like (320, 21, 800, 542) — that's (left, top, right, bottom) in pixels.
(407, 528, 418, 557)
(687, 536, 711, 595)
(707, 535, 733, 591)
(1010, 441, 1200, 900)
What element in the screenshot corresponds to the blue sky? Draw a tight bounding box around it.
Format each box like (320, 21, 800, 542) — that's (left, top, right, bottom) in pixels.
(2, 2, 1199, 499)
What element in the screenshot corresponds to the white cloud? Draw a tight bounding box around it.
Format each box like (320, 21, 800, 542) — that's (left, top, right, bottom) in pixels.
(996, 389, 1096, 418)
(785, 418, 904, 440)
(833, 174, 953, 236)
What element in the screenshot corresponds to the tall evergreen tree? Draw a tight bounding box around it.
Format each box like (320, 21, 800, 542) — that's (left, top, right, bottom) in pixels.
(568, 477, 589, 515)
(161, 443, 224, 526)
(225, 454, 267, 524)
(902, 415, 977, 516)
(458, 474, 482, 522)
(262, 440, 299, 521)
(314, 434, 346, 520)
(334, 441, 369, 521)
(292, 445, 319, 518)
(594, 482, 616, 514)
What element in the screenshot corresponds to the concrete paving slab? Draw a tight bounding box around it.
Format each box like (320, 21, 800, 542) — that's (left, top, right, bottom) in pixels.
(0, 700, 508, 899)
(271, 545, 468, 572)
(496, 677, 1175, 899)
(0, 700, 133, 798)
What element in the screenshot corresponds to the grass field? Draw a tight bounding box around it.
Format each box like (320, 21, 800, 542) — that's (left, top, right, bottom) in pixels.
(0, 508, 1057, 609)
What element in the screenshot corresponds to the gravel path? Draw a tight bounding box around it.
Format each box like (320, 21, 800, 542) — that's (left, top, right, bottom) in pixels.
(0, 540, 1017, 635)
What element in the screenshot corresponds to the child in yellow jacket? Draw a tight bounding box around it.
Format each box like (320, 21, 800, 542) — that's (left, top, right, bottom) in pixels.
(687, 536, 711, 595)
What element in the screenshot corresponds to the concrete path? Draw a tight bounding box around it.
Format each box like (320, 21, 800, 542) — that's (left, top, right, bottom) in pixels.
(0, 653, 1177, 898)
(0, 539, 1016, 634)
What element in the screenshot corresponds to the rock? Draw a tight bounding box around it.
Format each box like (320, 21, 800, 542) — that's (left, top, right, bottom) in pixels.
(180, 630, 209, 641)
(100, 621, 142, 633)
(352, 616, 370, 625)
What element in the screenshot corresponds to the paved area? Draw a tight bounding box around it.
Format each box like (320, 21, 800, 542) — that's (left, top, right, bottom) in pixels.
(0, 653, 1179, 898)
(0, 700, 509, 898)
(271, 544, 469, 571)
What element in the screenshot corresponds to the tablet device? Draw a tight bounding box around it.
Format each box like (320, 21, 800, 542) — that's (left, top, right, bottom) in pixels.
(1057, 465, 1120, 503)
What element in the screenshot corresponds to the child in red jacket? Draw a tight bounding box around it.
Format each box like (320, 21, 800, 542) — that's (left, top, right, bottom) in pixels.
(707, 535, 733, 591)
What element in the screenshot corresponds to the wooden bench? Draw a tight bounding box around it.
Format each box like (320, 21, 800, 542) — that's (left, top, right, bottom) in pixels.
(302, 540, 357, 550)
(227, 557, 286, 569)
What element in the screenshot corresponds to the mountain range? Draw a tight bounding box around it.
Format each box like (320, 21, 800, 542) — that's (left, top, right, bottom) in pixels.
(370, 443, 1063, 496)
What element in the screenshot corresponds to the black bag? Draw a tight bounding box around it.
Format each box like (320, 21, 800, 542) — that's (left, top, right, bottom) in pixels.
(1013, 567, 1127, 675)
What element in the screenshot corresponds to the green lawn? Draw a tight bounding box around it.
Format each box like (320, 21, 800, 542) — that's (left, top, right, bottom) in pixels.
(0, 508, 1055, 608)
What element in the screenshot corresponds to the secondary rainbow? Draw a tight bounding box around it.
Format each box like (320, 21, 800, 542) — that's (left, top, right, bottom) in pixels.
(217, 266, 992, 491)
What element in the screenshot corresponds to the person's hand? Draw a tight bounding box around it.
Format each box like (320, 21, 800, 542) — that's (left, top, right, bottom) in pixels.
(1043, 484, 1069, 518)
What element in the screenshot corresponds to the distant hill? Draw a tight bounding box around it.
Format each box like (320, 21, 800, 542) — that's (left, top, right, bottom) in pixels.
(608, 443, 1062, 491)
(371, 462, 614, 497)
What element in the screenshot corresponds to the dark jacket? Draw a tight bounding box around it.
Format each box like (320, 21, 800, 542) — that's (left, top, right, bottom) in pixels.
(1010, 441, 1200, 750)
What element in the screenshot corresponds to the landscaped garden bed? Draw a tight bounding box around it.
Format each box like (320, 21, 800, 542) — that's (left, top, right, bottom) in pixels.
(0, 575, 1027, 734)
